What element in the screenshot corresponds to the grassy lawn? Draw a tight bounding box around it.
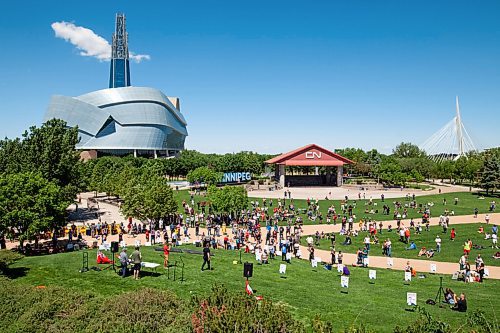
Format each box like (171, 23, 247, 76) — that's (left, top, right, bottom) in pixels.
(173, 190, 497, 225)
(8, 245, 499, 332)
(301, 223, 499, 267)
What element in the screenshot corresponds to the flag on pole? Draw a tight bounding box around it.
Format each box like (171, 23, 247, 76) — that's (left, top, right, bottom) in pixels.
(245, 280, 253, 295)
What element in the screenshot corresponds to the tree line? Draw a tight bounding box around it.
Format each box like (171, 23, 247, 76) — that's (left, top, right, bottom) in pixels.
(335, 142, 499, 190)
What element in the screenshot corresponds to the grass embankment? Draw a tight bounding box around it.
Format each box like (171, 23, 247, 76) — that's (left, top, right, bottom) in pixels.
(8, 245, 499, 332)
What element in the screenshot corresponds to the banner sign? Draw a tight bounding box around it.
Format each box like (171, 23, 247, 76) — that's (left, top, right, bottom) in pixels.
(220, 172, 252, 183)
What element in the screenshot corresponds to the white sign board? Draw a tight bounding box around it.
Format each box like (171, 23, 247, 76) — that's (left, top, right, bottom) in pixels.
(484, 268, 490, 277)
(286, 253, 292, 261)
(279, 264, 287, 274)
(369, 270, 377, 280)
(341, 276, 349, 288)
(311, 259, 318, 268)
(387, 258, 394, 267)
(430, 264, 437, 273)
(405, 271, 412, 282)
(407, 292, 417, 306)
(337, 264, 344, 273)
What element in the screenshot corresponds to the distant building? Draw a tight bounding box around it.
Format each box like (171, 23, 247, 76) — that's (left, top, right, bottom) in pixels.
(44, 13, 187, 158)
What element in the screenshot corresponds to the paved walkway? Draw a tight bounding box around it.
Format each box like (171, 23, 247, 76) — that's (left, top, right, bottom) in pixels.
(247, 181, 473, 200)
(7, 192, 499, 279)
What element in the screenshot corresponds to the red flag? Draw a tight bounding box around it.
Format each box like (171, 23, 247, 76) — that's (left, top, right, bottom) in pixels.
(245, 280, 253, 295)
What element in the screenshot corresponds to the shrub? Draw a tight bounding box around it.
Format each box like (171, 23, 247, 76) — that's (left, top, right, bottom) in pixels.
(191, 284, 305, 333)
(82, 288, 190, 333)
(0, 250, 24, 274)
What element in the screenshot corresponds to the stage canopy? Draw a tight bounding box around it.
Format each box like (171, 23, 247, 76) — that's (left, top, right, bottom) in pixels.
(265, 144, 354, 167)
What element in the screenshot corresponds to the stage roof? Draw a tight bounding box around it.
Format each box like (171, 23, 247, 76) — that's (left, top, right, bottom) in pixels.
(265, 144, 354, 167)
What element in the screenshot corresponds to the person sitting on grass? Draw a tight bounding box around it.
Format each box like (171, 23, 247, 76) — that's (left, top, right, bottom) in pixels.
(342, 265, 350, 276)
(452, 293, 467, 312)
(406, 241, 417, 250)
(96, 250, 112, 264)
(342, 235, 352, 246)
(493, 252, 500, 259)
(418, 247, 435, 258)
(444, 288, 456, 305)
(478, 225, 484, 234)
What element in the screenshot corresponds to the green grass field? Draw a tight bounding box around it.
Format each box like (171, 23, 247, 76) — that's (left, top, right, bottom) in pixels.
(174, 190, 497, 225)
(302, 223, 500, 267)
(8, 245, 499, 332)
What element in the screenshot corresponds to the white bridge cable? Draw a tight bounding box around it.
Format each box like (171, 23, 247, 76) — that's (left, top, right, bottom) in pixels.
(419, 97, 477, 162)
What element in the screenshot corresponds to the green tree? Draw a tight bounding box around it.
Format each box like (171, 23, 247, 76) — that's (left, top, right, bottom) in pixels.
(187, 166, 222, 185)
(480, 154, 500, 194)
(120, 173, 177, 222)
(0, 119, 81, 201)
(207, 185, 248, 217)
(392, 142, 426, 158)
(0, 172, 69, 248)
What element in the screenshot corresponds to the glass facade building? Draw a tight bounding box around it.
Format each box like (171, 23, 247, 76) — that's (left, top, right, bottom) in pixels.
(44, 86, 188, 156)
(43, 14, 187, 157)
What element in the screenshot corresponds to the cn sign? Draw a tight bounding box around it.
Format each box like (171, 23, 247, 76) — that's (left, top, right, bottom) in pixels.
(305, 151, 322, 159)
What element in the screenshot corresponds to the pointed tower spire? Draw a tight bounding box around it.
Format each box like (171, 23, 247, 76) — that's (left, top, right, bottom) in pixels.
(455, 96, 465, 157)
(109, 13, 131, 88)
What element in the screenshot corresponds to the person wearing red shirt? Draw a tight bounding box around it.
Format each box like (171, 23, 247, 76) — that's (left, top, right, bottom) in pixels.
(163, 243, 170, 268)
(451, 228, 456, 241)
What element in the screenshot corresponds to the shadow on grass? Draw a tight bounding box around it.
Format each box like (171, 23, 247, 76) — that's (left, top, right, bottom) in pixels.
(3, 266, 30, 279)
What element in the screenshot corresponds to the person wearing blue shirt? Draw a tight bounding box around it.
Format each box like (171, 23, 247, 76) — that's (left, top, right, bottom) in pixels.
(406, 241, 417, 250)
(281, 243, 287, 261)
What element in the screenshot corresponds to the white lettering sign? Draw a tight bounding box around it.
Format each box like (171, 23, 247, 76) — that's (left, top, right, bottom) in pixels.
(221, 172, 252, 183)
(305, 151, 322, 159)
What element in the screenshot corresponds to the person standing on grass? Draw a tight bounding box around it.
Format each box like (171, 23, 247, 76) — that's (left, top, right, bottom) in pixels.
(450, 228, 456, 241)
(131, 246, 142, 280)
(435, 235, 442, 253)
(163, 242, 170, 268)
(118, 248, 128, 278)
(201, 242, 211, 271)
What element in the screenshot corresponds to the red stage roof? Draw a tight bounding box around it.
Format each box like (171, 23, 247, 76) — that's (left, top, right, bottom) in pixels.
(265, 144, 354, 166)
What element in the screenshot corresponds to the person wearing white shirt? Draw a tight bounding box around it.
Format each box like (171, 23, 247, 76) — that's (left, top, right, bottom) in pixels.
(364, 236, 371, 250)
(435, 235, 442, 253)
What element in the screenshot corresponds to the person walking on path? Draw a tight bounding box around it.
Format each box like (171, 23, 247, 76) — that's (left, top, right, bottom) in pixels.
(201, 243, 211, 271)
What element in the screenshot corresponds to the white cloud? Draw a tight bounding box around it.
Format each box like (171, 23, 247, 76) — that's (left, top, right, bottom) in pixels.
(51, 21, 150, 63)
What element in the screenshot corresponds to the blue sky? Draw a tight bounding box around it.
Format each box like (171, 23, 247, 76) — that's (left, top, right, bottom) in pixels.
(0, 1, 499, 154)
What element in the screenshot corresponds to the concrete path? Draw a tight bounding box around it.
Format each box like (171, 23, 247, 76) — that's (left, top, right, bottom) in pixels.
(247, 182, 473, 200)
